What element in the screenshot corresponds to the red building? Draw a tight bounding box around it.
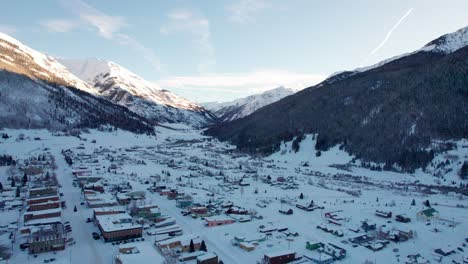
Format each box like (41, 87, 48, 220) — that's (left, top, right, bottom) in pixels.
(27, 195, 60, 205)
(24, 208, 61, 222)
(204, 216, 235, 227)
(263, 250, 296, 264)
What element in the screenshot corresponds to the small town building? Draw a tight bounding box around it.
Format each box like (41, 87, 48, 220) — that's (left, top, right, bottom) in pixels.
(28, 223, 65, 254)
(204, 216, 235, 227)
(95, 213, 142, 242)
(197, 252, 218, 264)
(417, 208, 439, 221)
(263, 250, 296, 264)
(114, 242, 165, 264)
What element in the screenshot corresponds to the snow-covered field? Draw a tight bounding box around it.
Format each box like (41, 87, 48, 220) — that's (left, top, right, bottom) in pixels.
(0, 126, 466, 264)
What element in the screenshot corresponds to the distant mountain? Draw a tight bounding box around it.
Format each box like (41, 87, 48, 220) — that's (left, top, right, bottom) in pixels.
(60, 58, 217, 127)
(0, 32, 154, 134)
(203, 86, 296, 122)
(206, 26, 468, 171)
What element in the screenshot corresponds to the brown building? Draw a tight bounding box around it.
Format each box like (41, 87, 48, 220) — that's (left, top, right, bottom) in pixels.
(156, 235, 201, 252)
(190, 207, 208, 215)
(28, 223, 65, 254)
(29, 187, 58, 198)
(95, 213, 142, 242)
(27, 201, 61, 212)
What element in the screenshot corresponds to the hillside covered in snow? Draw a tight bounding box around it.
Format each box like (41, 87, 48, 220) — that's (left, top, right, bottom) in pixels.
(207, 26, 468, 171)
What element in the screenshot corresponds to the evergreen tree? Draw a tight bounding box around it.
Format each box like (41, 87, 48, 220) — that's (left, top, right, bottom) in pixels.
(200, 240, 207, 252)
(73, 205, 77, 212)
(15, 187, 20, 197)
(299, 193, 304, 199)
(461, 161, 468, 179)
(411, 199, 416, 206)
(189, 239, 195, 253)
(22, 172, 28, 185)
(424, 200, 431, 207)
(11, 178, 15, 188)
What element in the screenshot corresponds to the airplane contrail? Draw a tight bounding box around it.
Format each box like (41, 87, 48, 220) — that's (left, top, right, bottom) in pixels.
(370, 8, 414, 55)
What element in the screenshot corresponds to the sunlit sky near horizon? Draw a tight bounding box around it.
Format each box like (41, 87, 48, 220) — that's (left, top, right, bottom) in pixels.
(1, 0, 468, 103)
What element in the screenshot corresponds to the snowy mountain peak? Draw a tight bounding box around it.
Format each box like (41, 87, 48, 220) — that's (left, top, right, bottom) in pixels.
(421, 26, 468, 54)
(0, 32, 96, 95)
(60, 58, 216, 127)
(204, 86, 297, 122)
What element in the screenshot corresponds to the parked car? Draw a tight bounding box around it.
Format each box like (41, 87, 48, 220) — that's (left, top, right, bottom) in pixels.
(19, 242, 29, 250)
(92, 232, 100, 240)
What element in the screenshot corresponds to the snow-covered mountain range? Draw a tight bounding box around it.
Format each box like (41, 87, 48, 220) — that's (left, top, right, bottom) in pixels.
(207, 25, 468, 171)
(203, 86, 296, 122)
(328, 26, 468, 79)
(0, 31, 216, 128)
(0, 33, 154, 133)
(0, 32, 95, 94)
(60, 58, 216, 127)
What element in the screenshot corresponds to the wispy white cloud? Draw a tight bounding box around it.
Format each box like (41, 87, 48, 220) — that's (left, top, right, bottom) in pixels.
(0, 24, 18, 35)
(115, 33, 164, 73)
(55, 0, 163, 73)
(80, 14, 126, 39)
(370, 8, 414, 55)
(156, 69, 326, 102)
(60, 0, 127, 38)
(161, 9, 215, 73)
(40, 19, 78, 33)
(227, 0, 271, 24)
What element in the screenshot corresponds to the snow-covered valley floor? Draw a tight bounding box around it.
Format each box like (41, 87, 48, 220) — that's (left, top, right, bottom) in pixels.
(0, 126, 466, 264)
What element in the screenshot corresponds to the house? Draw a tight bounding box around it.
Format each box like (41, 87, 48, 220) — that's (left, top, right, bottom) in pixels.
(304, 252, 334, 264)
(197, 252, 218, 264)
(95, 213, 142, 242)
(306, 241, 324, 251)
(176, 198, 193, 208)
(28, 223, 65, 254)
(395, 214, 411, 223)
(84, 183, 105, 193)
(116, 193, 131, 205)
(375, 210, 392, 218)
(156, 235, 201, 252)
(132, 204, 161, 220)
(320, 243, 346, 260)
(114, 242, 165, 264)
(263, 250, 296, 264)
(232, 234, 266, 245)
(190, 206, 208, 216)
(434, 248, 456, 257)
(239, 242, 255, 252)
(416, 208, 439, 221)
(204, 216, 235, 227)
(361, 220, 376, 232)
(405, 254, 429, 264)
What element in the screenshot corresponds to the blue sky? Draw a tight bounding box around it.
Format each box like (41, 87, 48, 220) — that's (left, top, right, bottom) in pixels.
(1, 0, 468, 103)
